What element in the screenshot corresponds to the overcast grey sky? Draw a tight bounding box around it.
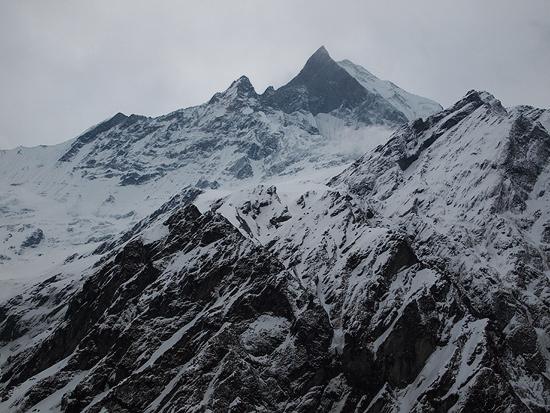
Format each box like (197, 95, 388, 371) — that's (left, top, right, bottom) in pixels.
(1, 0, 549, 149)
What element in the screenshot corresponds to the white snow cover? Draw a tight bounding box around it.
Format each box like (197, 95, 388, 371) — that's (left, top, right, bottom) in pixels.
(1, 49, 550, 411)
(0, 85, 396, 302)
(338, 59, 443, 121)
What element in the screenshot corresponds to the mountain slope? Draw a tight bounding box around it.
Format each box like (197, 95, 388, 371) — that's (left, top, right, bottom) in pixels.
(338, 59, 443, 121)
(329, 90, 550, 410)
(1, 89, 549, 412)
(0, 47, 441, 290)
(3, 48, 549, 412)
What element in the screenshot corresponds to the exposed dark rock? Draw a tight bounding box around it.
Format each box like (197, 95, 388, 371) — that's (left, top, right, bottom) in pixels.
(1, 205, 339, 411)
(2, 50, 550, 413)
(20, 228, 44, 248)
(58, 113, 150, 164)
(266, 46, 407, 125)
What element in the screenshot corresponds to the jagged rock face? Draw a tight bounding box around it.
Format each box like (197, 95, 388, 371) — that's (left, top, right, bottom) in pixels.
(0, 205, 333, 412)
(270, 47, 370, 114)
(1, 48, 550, 411)
(0, 192, 459, 412)
(0, 47, 442, 276)
(269, 46, 409, 125)
(202, 178, 549, 411)
(330, 90, 550, 410)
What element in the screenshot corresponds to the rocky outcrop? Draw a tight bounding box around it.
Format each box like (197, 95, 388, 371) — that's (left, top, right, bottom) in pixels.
(268, 46, 408, 125)
(20, 228, 44, 249)
(1, 205, 337, 412)
(1, 49, 549, 412)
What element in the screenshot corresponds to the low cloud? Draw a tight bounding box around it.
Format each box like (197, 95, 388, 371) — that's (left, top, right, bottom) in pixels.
(334, 125, 395, 159)
(315, 113, 395, 159)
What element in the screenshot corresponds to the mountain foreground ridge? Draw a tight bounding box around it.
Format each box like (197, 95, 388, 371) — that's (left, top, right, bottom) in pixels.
(1, 48, 550, 412)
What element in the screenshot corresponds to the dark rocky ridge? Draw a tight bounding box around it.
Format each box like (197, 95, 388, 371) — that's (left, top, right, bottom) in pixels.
(4, 163, 548, 410)
(1, 49, 549, 412)
(1, 205, 333, 411)
(267, 46, 408, 124)
(53, 47, 414, 188)
(0, 202, 459, 412)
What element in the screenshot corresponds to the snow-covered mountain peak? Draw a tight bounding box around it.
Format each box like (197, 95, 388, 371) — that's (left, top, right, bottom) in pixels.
(208, 75, 258, 107)
(337, 58, 443, 121)
(330, 88, 537, 194)
(330, 88, 550, 272)
(267, 46, 370, 116)
(446, 89, 506, 116)
(257, 46, 441, 128)
(11, 49, 550, 412)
